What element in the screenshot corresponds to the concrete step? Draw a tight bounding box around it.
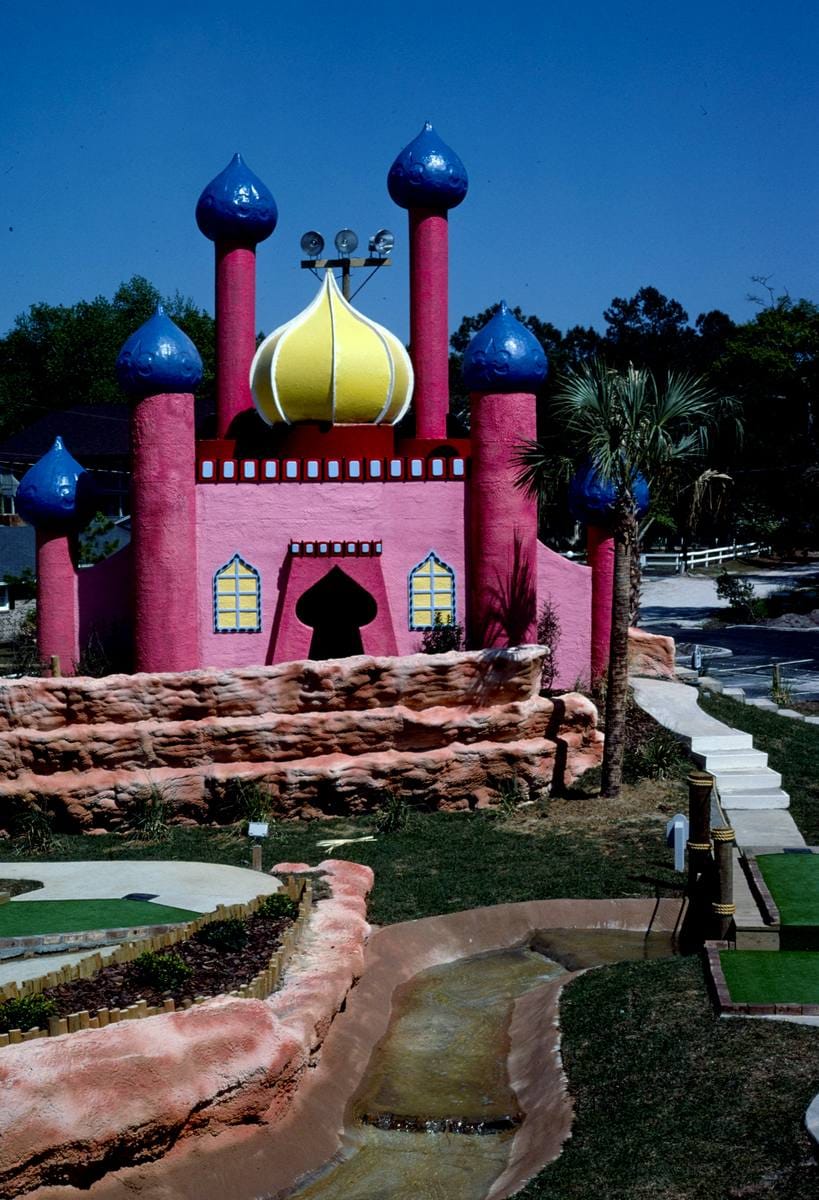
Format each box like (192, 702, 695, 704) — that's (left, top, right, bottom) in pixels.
(714, 767, 783, 793)
(716, 788, 790, 810)
(777, 709, 805, 721)
(692, 748, 769, 772)
(747, 698, 778, 711)
(689, 732, 754, 754)
(722, 808, 806, 848)
(722, 687, 746, 701)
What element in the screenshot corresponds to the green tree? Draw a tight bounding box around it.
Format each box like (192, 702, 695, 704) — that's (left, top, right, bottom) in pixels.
(518, 363, 734, 797)
(0, 277, 215, 440)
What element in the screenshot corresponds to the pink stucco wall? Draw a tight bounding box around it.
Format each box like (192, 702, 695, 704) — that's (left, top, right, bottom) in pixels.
(78, 544, 133, 651)
(409, 209, 449, 439)
(536, 541, 592, 689)
(195, 481, 467, 668)
(36, 530, 79, 675)
(469, 391, 538, 648)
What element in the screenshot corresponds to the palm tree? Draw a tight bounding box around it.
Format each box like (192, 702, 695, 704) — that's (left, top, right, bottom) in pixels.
(517, 362, 738, 797)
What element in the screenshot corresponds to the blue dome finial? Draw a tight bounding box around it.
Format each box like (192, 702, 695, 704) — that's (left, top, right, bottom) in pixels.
(388, 123, 468, 210)
(568, 460, 650, 525)
(462, 303, 548, 393)
(16, 437, 94, 531)
(116, 307, 203, 398)
(195, 153, 278, 243)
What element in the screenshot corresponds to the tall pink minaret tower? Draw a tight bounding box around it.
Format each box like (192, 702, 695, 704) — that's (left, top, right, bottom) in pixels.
(16, 437, 91, 675)
(388, 123, 468, 440)
(116, 307, 203, 673)
(463, 303, 548, 647)
(196, 154, 278, 438)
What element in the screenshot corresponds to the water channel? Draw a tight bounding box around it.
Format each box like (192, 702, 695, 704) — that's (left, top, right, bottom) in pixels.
(283, 930, 674, 1199)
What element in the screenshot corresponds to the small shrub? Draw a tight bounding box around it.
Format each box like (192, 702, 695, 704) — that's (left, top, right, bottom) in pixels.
(624, 728, 686, 783)
(196, 918, 247, 953)
(133, 950, 192, 991)
(0, 993, 57, 1035)
(715, 572, 758, 623)
(421, 614, 464, 654)
(129, 783, 170, 841)
(537, 597, 562, 690)
(7, 801, 56, 854)
(493, 777, 527, 817)
(213, 778, 273, 826)
(374, 790, 415, 833)
(259, 892, 298, 921)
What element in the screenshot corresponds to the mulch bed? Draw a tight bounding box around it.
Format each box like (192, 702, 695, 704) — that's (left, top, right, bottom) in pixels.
(39, 912, 293, 1017)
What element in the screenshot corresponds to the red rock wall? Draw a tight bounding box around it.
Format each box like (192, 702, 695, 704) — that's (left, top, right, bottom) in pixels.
(0, 860, 371, 1197)
(0, 648, 603, 832)
(627, 627, 676, 680)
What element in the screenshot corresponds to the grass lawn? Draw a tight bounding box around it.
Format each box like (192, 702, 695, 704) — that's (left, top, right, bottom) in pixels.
(0, 898, 200, 937)
(720, 950, 819, 1006)
(520, 957, 819, 1200)
(700, 693, 819, 844)
(757, 853, 819, 926)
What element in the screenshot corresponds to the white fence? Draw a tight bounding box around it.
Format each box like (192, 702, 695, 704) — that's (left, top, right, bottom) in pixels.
(563, 542, 769, 572)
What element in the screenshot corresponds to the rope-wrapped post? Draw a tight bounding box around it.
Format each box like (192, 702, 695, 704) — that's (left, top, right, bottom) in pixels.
(711, 826, 736, 940)
(686, 770, 714, 888)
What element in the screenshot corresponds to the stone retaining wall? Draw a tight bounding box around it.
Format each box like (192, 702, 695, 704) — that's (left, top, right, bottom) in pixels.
(0, 648, 603, 833)
(0, 859, 371, 1197)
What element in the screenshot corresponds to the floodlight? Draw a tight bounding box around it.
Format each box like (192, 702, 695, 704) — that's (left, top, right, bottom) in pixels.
(248, 821, 270, 839)
(369, 229, 394, 257)
(334, 228, 359, 257)
(300, 230, 325, 258)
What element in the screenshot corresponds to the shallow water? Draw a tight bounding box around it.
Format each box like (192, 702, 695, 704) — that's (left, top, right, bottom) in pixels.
(287, 948, 563, 1199)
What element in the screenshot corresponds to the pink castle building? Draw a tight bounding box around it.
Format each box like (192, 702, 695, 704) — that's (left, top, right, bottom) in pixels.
(17, 125, 604, 686)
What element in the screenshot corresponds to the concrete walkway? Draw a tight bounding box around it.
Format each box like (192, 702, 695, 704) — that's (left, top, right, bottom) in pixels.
(0, 861, 283, 914)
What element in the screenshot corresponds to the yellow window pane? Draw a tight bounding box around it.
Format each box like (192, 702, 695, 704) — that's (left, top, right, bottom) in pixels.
(217, 603, 237, 618)
(433, 582, 452, 594)
(431, 562, 450, 577)
(215, 615, 233, 630)
(238, 611, 258, 629)
(235, 563, 254, 577)
(238, 578, 258, 594)
(413, 587, 432, 601)
(414, 608, 432, 625)
(216, 579, 235, 595)
(239, 596, 258, 611)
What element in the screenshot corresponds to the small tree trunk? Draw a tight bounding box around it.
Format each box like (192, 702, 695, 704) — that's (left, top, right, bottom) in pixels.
(602, 515, 634, 798)
(629, 541, 642, 626)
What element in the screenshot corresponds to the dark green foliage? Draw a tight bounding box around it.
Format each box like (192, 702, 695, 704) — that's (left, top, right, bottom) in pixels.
(420, 614, 464, 654)
(8, 606, 44, 678)
(258, 892, 298, 921)
(128, 784, 170, 842)
(623, 726, 686, 783)
(78, 513, 120, 566)
(4, 799, 56, 852)
(715, 570, 759, 621)
(133, 950, 192, 991)
(210, 778, 273, 826)
(373, 791, 416, 833)
(195, 918, 247, 953)
(0, 993, 57, 1035)
(0, 276, 215, 440)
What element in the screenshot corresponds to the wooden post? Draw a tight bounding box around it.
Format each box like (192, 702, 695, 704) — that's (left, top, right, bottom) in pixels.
(50, 654, 61, 677)
(711, 826, 736, 939)
(686, 771, 713, 888)
(251, 843, 263, 872)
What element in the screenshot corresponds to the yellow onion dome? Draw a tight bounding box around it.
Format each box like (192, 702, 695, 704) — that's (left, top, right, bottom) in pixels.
(250, 271, 413, 426)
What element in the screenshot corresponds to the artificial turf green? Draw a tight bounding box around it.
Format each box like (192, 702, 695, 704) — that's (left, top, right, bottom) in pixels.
(757, 853, 819, 925)
(0, 898, 200, 938)
(720, 949, 819, 1004)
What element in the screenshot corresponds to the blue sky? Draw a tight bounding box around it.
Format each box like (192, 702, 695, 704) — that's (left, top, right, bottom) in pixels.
(1, 1, 817, 344)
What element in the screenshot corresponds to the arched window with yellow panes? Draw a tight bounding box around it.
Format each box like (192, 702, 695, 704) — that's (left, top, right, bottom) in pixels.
(408, 551, 456, 629)
(213, 554, 261, 633)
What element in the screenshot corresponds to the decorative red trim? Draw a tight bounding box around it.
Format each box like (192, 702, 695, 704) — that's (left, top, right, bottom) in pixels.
(288, 539, 383, 557)
(195, 455, 471, 483)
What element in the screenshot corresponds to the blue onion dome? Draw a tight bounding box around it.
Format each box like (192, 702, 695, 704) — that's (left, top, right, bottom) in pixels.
(116, 304, 203, 397)
(387, 122, 468, 210)
(568, 460, 650, 525)
(462, 302, 548, 393)
(16, 437, 93, 531)
(195, 152, 278, 244)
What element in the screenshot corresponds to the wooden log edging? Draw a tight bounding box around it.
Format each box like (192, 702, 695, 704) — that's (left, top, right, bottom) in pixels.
(0, 876, 313, 1049)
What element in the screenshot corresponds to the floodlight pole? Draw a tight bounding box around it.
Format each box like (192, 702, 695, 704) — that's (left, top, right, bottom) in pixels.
(300, 258, 391, 301)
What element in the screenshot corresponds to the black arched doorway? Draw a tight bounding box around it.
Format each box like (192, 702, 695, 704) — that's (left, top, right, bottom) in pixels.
(295, 567, 378, 659)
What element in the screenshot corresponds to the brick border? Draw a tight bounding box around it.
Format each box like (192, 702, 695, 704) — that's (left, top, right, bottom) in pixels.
(704, 939, 819, 1017)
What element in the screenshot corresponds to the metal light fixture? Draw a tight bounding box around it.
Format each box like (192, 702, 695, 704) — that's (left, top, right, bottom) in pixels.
(300, 230, 325, 259)
(334, 228, 359, 257)
(369, 228, 394, 257)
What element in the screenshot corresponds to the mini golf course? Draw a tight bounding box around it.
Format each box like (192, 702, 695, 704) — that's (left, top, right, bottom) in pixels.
(719, 950, 819, 1006)
(756, 851, 819, 928)
(0, 899, 200, 938)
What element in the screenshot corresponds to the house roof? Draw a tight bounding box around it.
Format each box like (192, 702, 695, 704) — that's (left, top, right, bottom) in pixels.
(0, 525, 35, 578)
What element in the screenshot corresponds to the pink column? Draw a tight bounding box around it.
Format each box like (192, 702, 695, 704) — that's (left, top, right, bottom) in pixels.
(469, 392, 538, 647)
(131, 392, 199, 673)
(409, 208, 449, 440)
(215, 242, 257, 437)
(587, 524, 615, 681)
(36, 530, 79, 675)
